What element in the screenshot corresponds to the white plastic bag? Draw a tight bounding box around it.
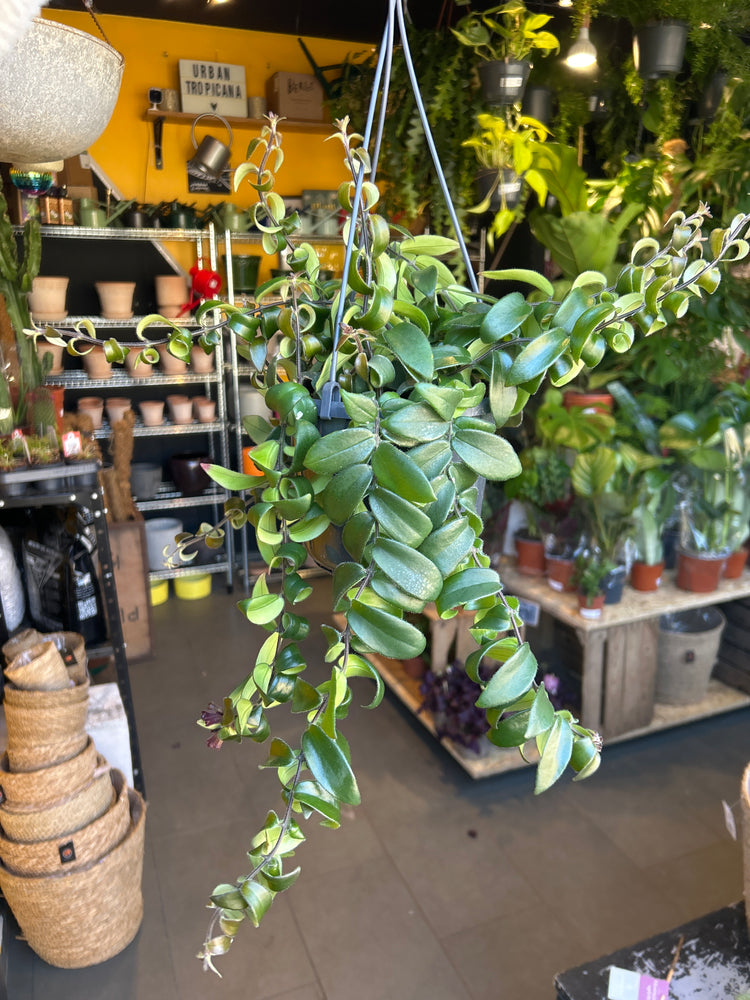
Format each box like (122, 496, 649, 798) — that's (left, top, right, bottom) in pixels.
(0, 525, 25, 633)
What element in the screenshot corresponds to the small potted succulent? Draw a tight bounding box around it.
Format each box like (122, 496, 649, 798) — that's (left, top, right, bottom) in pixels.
(572, 551, 615, 619)
(451, 0, 559, 106)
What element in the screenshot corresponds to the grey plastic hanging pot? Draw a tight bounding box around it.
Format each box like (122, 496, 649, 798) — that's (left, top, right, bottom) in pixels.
(188, 114, 233, 179)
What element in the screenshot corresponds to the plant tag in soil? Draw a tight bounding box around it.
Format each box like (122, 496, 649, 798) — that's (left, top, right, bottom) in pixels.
(62, 431, 82, 458)
(607, 966, 669, 1000)
(721, 799, 737, 840)
(515, 597, 540, 628)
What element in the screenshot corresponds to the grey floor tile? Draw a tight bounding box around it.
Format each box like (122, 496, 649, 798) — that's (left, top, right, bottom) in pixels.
(442, 904, 590, 1000)
(642, 839, 744, 920)
(290, 855, 471, 1000)
(151, 823, 317, 1000)
(259, 986, 326, 1000)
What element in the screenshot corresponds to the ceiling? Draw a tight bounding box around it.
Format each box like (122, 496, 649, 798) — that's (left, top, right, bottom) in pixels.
(45, 0, 470, 43)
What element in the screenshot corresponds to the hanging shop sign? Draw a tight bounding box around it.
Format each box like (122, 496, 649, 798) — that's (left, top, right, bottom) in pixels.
(178, 60, 247, 117)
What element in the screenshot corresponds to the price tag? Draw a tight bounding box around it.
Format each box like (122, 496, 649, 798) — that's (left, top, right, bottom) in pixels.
(722, 799, 737, 840)
(515, 597, 540, 628)
(62, 431, 82, 458)
(607, 966, 669, 1000)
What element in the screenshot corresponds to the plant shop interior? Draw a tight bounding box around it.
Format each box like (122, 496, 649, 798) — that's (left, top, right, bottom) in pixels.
(0, 0, 749, 997)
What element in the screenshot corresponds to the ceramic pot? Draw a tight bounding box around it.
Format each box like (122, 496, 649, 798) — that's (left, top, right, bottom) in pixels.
(223, 254, 261, 293)
(514, 535, 546, 576)
(190, 346, 215, 373)
(675, 548, 726, 593)
(562, 391, 614, 414)
(36, 339, 64, 375)
(29, 276, 69, 322)
(77, 396, 104, 430)
(723, 548, 748, 580)
(155, 275, 189, 318)
(83, 345, 112, 380)
(157, 344, 188, 375)
(545, 554, 575, 593)
(578, 593, 605, 619)
(169, 453, 211, 496)
(139, 400, 165, 427)
(124, 351, 153, 379)
(630, 560, 664, 592)
(166, 394, 193, 424)
(95, 281, 136, 320)
(105, 397, 131, 425)
(130, 462, 162, 500)
(144, 517, 183, 571)
(194, 397, 216, 423)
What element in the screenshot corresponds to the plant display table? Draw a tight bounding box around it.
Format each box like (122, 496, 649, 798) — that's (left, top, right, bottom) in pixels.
(500, 559, 750, 740)
(554, 901, 750, 999)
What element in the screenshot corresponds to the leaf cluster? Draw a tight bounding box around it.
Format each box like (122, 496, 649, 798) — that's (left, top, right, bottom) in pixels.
(451, 0, 560, 63)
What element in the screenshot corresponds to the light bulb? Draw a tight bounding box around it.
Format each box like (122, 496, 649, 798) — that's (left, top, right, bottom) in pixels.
(566, 25, 597, 70)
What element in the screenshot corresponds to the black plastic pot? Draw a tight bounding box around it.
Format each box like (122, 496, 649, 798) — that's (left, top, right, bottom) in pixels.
(633, 20, 688, 79)
(476, 169, 523, 214)
(602, 565, 627, 605)
(478, 59, 530, 107)
(522, 85, 553, 126)
(697, 70, 729, 121)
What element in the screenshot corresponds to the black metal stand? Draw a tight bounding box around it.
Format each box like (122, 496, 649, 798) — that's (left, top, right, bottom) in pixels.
(0, 462, 145, 797)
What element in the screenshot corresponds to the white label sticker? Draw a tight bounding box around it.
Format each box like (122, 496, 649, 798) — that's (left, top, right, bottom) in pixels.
(722, 799, 737, 840)
(516, 598, 540, 627)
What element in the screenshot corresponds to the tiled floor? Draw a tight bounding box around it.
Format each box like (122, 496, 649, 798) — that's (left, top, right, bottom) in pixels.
(6, 577, 750, 998)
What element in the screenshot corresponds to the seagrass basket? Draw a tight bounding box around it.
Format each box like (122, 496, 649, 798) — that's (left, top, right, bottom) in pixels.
(6, 733, 89, 774)
(0, 760, 112, 842)
(0, 769, 129, 876)
(0, 786, 146, 968)
(5, 641, 70, 691)
(0, 738, 97, 807)
(1, 629, 42, 665)
(3, 675, 89, 710)
(4, 692, 89, 749)
(742, 762, 750, 935)
(41, 631, 88, 685)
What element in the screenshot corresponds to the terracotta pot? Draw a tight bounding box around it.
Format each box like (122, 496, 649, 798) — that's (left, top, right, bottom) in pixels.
(82, 345, 112, 380)
(562, 391, 614, 414)
(514, 535, 546, 576)
(401, 656, 427, 680)
(166, 394, 192, 424)
(77, 396, 104, 430)
(630, 560, 665, 592)
(157, 343, 188, 375)
(154, 275, 188, 317)
(139, 400, 165, 427)
(723, 548, 748, 580)
(190, 345, 215, 373)
(29, 276, 69, 322)
(105, 397, 131, 425)
(124, 350, 154, 379)
(675, 548, 726, 593)
(578, 592, 605, 619)
(545, 554, 575, 593)
(36, 339, 65, 375)
(95, 281, 136, 320)
(194, 397, 216, 423)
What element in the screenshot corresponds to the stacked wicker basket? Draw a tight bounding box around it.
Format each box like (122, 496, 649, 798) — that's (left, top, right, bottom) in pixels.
(0, 629, 146, 968)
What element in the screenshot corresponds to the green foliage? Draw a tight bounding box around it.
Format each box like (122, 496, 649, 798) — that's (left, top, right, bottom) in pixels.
(451, 0, 560, 62)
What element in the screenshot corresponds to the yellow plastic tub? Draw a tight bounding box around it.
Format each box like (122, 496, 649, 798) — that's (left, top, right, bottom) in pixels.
(174, 574, 211, 601)
(150, 579, 169, 607)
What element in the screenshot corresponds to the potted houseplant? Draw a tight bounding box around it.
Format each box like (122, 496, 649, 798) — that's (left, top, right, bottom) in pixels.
(419, 662, 490, 755)
(572, 550, 614, 619)
(629, 470, 676, 590)
(46, 93, 750, 980)
(462, 108, 550, 248)
(451, 0, 559, 106)
(503, 444, 571, 575)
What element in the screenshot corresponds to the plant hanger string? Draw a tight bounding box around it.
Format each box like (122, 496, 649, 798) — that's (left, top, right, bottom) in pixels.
(322, 0, 479, 420)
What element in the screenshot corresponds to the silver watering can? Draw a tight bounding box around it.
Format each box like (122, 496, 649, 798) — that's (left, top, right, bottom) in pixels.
(188, 113, 233, 179)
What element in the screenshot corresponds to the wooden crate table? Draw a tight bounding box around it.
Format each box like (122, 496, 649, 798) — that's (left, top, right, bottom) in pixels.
(500, 559, 750, 740)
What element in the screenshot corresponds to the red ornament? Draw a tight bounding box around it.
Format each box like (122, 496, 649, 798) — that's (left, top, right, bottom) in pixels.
(179, 266, 222, 315)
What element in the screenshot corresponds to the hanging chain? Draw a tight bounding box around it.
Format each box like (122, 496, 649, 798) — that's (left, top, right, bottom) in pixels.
(80, 0, 114, 48)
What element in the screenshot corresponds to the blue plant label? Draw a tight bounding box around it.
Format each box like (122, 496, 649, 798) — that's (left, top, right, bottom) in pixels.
(607, 966, 669, 1000)
(515, 597, 540, 627)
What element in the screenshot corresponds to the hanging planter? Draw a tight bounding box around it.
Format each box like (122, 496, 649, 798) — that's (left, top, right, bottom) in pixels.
(476, 168, 524, 213)
(633, 20, 688, 80)
(479, 59, 531, 107)
(522, 85, 553, 126)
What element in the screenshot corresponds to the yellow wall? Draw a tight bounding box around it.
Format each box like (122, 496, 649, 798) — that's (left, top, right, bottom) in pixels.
(41, 11, 373, 278)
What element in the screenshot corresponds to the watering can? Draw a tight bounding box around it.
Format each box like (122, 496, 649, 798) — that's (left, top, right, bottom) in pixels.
(188, 114, 233, 180)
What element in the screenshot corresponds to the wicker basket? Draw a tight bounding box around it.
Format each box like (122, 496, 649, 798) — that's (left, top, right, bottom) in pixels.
(3, 676, 89, 710)
(1, 629, 43, 665)
(0, 738, 97, 807)
(0, 770, 129, 877)
(742, 762, 750, 936)
(4, 693, 89, 749)
(6, 733, 89, 774)
(41, 631, 88, 685)
(0, 787, 146, 968)
(5, 641, 70, 692)
(0, 760, 112, 842)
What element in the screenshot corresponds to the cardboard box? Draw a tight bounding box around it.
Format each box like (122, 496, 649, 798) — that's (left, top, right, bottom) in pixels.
(108, 521, 153, 662)
(266, 72, 325, 122)
(39, 195, 59, 225)
(56, 155, 95, 190)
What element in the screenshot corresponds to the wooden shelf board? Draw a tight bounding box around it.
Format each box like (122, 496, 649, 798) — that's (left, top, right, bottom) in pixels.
(144, 109, 332, 132)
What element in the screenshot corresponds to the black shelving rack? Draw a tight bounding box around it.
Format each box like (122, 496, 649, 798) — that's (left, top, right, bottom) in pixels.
(0, 461, 145, 797)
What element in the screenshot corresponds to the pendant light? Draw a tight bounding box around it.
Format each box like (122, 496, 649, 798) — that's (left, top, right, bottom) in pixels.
(566, 19, 597, 71)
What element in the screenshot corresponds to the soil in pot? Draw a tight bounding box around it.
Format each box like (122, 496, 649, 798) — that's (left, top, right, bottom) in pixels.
(630, 560, 664, 592)
(676, 548, 726, 593)
(514, 534, 546, 576)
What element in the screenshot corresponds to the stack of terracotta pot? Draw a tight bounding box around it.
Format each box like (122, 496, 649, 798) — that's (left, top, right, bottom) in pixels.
(0, 631, 146, 968)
